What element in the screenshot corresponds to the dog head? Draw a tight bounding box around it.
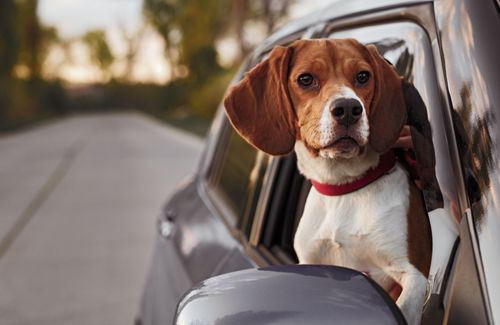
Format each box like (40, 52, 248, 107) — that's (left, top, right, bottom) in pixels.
(224, 38, 406, 159)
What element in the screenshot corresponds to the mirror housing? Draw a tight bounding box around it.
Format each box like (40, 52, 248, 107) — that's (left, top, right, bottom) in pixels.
(175, 264, 405, 324)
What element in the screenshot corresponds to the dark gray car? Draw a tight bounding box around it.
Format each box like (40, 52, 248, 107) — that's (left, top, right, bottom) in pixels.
(138, 0, 500, 324)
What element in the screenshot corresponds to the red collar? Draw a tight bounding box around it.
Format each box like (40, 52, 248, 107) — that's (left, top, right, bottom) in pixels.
(310, 151, 397, 196)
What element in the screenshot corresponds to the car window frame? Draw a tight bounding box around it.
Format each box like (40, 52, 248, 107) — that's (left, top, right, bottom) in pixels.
(199, 30, 307, 250)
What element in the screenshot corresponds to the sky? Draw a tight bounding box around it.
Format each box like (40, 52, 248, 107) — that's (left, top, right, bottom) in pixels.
(38, 0, 337, 84)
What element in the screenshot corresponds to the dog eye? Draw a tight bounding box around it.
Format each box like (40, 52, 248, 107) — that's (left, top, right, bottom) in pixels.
(356, 71, 370, 85)
(297, 73, 315, 88)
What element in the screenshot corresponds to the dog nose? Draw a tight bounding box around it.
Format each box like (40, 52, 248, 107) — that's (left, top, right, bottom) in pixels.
(331, 98, 363, 126)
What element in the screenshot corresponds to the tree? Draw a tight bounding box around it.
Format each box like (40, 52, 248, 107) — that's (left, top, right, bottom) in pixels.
(0, 0, 19, 78)
(119, 24, 146, 82)
(142, 0, 178, 77)
(261, 0, 293, 35)
(230, 0, 295, 60)
(143, 0, 229, 81)
(142, 0, 296, 118)
(15, 0, 60, 82)
(143, 0, 296, 75)
(17, 0, 42, 81)
(0, 0, 19, 119)
(82, 30, 115, 81)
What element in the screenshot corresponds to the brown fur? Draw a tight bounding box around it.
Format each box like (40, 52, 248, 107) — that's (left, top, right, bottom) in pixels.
(224, 38, 433, 292)
(407, 181, 433, 277)
(365, 44, 407, 153)
(224, 39, 406, 156)
(223, 46, 297, 155)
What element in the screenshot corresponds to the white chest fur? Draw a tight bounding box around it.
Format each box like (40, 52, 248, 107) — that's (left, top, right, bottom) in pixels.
(294, 164, 410, 290)
(293, 141, 428, 324)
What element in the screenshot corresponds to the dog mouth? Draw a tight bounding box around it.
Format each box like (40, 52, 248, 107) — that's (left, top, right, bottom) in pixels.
(319, 136, 361, 159)
(331, 136, 359, 146)
(325, 136, 360, 150)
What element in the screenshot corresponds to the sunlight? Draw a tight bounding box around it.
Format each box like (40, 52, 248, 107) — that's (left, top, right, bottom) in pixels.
(37, 0, 338, 84)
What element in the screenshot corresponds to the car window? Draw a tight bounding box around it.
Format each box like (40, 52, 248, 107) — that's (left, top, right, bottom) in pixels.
(208, 125, 270, 234)
(260, 21, 462, 320)
(206, 32, 305, 238)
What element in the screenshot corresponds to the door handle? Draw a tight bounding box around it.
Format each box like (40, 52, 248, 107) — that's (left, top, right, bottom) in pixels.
(158, 209, 177, 239)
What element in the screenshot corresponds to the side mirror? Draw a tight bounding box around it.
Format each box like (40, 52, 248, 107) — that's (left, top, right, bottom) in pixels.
(175, 264, 406, 324)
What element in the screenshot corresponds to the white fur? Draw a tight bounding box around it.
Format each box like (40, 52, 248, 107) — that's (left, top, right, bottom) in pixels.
(318, 86, 370, 150)
(295, 141, 379, 184)
(319, 101, 334, 147)
(338, 87, 370, 142)
(293, 141, 427, 325)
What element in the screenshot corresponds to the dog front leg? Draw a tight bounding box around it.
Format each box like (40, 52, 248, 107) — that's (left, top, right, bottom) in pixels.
(387, 264, 428, 325)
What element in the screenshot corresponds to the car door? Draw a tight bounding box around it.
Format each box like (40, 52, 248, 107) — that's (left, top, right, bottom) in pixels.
(435, 0, 500, 323)
(139, 38, 306, 323)
(138, 68, 264, 324)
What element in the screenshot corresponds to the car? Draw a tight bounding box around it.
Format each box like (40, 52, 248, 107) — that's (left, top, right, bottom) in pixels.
(137, 0, 500, 324)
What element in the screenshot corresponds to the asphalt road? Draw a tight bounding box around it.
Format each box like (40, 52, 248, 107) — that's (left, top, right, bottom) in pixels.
(0, 112, 203, 324)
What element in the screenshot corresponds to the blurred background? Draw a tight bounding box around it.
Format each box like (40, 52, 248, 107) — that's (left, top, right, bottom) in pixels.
(0, 1, 336, 324)
(0, 0, 330, 137)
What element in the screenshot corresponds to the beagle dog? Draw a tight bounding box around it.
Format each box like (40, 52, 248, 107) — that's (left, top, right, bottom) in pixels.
(224, 39, 431, 325)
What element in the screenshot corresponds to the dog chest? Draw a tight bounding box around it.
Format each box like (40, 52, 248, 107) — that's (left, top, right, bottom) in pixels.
(294, 165, 411, 272)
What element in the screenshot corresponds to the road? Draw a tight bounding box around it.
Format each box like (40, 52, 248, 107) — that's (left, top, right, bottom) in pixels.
(0, 112, 203, 324)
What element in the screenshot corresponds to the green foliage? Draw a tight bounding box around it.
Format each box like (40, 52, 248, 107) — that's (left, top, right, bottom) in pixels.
(0, 0, 60, 81)
(143, 0, 232, 120)
(0, 78, 69, 132)
(17, 0, 43, 80)
(82, 30, 115, 80)
(142, 0, 295, 120)
(39, 25, 59, 66)
(65, 80, 211, 136)
(187, 70, 234, 119)
(0, 0, 19, 119)
(174, 0, 227, 67)
(0, 0, 19, 78)
(0, 0, 68, 129)
(142, 0, 177, 41)
(143, 0, 228, 81)
(1, 0, 296, 137)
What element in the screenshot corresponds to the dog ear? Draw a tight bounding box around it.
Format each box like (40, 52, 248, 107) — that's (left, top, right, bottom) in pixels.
(403, 81, 444, 210)
(223, 46, 297, 156)
(366, 45, 407, 153)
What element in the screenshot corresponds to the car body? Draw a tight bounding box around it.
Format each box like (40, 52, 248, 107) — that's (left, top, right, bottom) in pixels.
(138, 0, 500, 324)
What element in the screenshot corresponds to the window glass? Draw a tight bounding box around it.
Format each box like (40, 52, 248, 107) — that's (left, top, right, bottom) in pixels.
(207, 32, 304, 235)
(209, 126, 269, 233)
